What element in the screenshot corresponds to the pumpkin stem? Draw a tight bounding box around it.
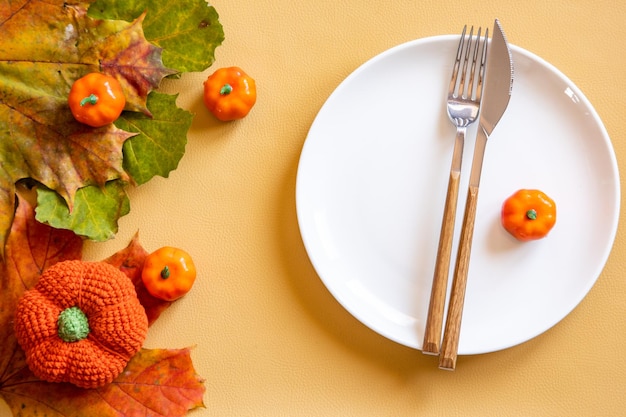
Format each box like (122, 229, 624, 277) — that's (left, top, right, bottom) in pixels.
(80, 94, 99, 106)
(220, 84, 233, 95)
(526, 209, 537, 220)
(58, 306, 90, 342)
(160, 265, 171, 279)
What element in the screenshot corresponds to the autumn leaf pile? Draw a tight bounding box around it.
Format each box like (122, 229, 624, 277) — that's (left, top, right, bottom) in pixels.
(0, 0, 224, 252)
(0, 195, 206, 416)
(0, 0, 224, 414)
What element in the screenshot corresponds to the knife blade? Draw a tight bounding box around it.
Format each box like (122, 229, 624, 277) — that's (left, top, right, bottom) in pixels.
(439, 18, 514, 371)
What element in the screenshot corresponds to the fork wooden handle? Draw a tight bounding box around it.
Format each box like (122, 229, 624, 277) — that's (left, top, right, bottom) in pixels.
(422, 170, 460, 355)
(439, 184, 479, 370)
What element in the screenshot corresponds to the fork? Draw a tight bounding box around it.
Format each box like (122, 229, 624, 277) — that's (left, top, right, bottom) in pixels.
(422, 25, 488, 355)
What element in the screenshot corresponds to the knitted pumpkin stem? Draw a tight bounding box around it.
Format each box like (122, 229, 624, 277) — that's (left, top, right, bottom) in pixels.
(58, 306, 90, 342)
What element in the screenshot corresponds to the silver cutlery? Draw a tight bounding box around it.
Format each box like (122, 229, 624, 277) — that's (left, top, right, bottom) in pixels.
(423, 25, 488, 355)
(439, 18, 514, 370)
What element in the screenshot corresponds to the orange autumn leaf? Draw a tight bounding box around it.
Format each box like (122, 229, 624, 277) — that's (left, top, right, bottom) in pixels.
(1, 348, 205, 417)
(0, 193, 83, 381)
(102, 348, 206, 415)
(104, 232, 174, 325)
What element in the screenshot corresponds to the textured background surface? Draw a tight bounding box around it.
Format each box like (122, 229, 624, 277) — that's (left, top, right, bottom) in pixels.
(83, 1, 625, 415)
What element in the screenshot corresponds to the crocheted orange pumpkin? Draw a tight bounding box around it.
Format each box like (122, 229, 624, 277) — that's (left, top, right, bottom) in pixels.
(14, 260, 149, 388)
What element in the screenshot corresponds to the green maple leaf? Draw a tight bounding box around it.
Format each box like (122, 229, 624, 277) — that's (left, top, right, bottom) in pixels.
(88, 0, 225, 73)
(119, 92, 193, 185)
(35, 180, 131, 241)
(0, 0, 223, 249)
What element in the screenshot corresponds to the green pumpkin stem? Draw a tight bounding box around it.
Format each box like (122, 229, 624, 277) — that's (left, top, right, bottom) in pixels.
(58, 306, 90, 342)
(160, 265, 171, 279)
(220, 84, 233, 95)
(80, 94, 99, 106)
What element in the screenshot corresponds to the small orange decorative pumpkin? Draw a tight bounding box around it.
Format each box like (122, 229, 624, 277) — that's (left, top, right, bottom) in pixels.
(501, 189, 557, 241)
(14, 260, 148, 388)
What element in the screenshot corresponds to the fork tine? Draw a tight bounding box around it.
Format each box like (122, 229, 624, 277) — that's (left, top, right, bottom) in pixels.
(466, 27, 481, 99)
(448, 25, 467, 97)
(457, 26, 474, 99)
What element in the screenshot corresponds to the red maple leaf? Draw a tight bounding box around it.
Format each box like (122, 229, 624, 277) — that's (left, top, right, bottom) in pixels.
(104, 231, 174, 325)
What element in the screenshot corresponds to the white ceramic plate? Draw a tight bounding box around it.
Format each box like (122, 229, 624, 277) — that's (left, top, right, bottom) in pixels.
(295, 36, 620, 354)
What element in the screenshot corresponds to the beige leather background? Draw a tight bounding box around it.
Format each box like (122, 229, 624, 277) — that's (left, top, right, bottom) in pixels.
(82, 0, 625, 415)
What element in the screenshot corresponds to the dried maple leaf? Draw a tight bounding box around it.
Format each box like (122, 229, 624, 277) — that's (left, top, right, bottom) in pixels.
(88, 0, 225, 73)
(1, 348, 205, 417)
(0, 0, 175, 255)
(0, 2, 213, 410)
(0, 0, 223, 250)
(33, 92, 193, 242)
(104, 231, 174, 325)
(0, 190, 82, 396)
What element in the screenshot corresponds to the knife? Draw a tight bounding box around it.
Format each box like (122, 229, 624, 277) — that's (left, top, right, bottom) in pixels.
(438, 18, 514, 371)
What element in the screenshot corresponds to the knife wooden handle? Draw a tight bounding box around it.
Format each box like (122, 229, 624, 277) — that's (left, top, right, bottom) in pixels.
(439, 184, 479, 370)
(422, 170, 460, 355)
